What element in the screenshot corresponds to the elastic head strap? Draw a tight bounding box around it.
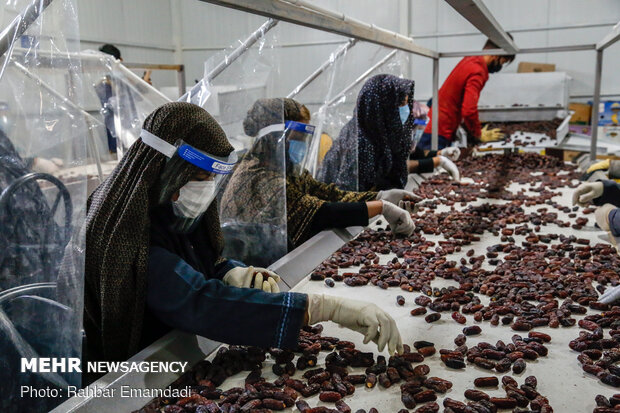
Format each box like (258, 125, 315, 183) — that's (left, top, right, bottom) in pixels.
(256, 123, 285, 139)
(140, 129, 176, 158)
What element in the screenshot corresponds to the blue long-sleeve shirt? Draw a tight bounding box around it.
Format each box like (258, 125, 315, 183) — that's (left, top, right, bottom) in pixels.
(594, 180, 620, 236)
(146, 246, 307, 349)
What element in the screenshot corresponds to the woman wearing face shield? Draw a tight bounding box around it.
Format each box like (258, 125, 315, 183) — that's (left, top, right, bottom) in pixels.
(320, 74, 425, 192)
(75, 102, 403, 364)
(221, 98, 416, 256)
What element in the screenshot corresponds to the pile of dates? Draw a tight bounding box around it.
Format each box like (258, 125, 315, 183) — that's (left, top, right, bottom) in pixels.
(136, 325, 450, 412)
(482, 119, 563, 140)
(438, 332, 549, 376)
(441, 374, 553, 412)
(570, 307, 620, 389)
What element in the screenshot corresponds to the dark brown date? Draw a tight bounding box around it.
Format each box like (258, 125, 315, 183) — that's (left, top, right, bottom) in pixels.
(318, 391, 342, 402)
(463, 326, 482, 336)
(464, 389, 490, 401)
(474, 377, 499, 387)
(425, 313, 441, 323)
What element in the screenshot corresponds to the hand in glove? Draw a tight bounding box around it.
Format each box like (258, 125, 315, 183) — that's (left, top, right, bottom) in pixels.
(31, 157, 60, 174)
(440, 146, 461, 162)
(50, 158, 64, 168)
(376, 189, 421, 205)
(587, 159, 610, 174)
(381, 200, 415, 237)
(223, 266, 281, 293)
(438, 156, 460, 181)
(307, 294, 404, 355)
(598, 285, 620, 304)
(595, 203, 620, 248)
(572, 181, 604, 207)
(480, 125, 504, 143)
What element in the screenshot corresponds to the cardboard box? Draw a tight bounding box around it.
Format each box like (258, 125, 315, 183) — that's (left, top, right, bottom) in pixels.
(595, 101, 620, 126)
(599, 126, 620, 140)
(569, 102, 591, 124)
(569, 124, 591, 135)
(517, 61, 556, 73)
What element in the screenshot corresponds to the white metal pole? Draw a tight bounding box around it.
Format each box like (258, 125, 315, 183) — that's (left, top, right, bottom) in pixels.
(431, 57, 439, 151)
(287, 38, 357, 99)
(179, 18, 278, 102)
(326, 49, 398, 107)
(590, 50, 603, 161)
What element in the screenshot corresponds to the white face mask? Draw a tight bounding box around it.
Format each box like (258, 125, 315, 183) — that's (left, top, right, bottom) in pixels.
(172, 180, 216, 219)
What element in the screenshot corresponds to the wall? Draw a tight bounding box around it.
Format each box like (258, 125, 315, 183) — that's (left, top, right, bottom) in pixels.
(175, 0, 620, 104)
(77, 0, 178, 88)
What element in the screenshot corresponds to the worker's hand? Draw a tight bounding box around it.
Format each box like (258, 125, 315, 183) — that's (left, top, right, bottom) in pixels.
(480, 125, 504, 143)
(31, 157, 60, 174)
(223, 266, 281, 293)
(381, 200, 415, 237)
(572, 181, 604, 207)
(599, 285, 620, 304)
(438, 156, 460, 181)
(307, 294, 403, 355)
(376, 189, 422, 205)
(595, 203, 620, 249)
(50, 158, 64, 168)
(587, 159, 611, 174)
(440, 146, 461, 162)
(398, 199, 418, 214)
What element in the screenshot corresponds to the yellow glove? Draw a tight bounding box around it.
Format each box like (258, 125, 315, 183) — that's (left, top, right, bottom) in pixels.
(587, 159, 611, 174)
(480, 125, 504, 143)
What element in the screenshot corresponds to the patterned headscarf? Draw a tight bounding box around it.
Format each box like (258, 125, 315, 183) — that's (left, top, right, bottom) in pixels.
(320, 74, 415, 191)
(79, 102, 234, 361)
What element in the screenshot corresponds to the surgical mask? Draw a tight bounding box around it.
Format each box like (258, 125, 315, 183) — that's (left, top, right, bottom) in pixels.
(288, 140, 307, 164)
(399, 104, 410, 124)
(172, 180, 216, 219)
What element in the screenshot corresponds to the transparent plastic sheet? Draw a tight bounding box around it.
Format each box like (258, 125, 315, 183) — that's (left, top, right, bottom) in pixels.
(189, 24, 287, 267)
(0, 0, 88, 410)
(298, 45, 409, 191)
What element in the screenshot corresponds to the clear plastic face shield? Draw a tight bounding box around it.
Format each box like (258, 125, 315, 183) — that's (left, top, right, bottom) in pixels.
(255, 120, 316, 175)
(140, 129, 238, 231)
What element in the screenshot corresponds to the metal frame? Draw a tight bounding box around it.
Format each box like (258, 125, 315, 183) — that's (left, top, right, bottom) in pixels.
(444, 0, 518, 54)
(197, 0, 437, 59)
(287, 38, 358, 99)
(179, 18, 278, 102)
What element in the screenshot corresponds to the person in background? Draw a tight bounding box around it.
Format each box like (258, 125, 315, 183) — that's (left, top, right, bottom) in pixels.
(74, 102, 403, 364)
(95, 44, 151, 154)
(220, 98, 416, 262)
(418, 35, 515, 150)
(321, 74, 425, 192)
(573, 180, 620, 303)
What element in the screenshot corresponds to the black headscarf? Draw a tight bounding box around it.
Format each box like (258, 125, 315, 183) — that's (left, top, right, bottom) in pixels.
(77, 102, 234, 361)
(319, 74, 415, 191)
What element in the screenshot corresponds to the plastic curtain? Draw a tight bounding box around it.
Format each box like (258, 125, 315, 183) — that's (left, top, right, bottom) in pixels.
(0, 0, 88, 410)
(195, 25, 288, 268)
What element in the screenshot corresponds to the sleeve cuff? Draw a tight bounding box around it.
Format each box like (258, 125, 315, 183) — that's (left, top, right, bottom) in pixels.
(214, 259, 246, 279)
(273, 292, 308, 349)
(417, 158, 435, 174)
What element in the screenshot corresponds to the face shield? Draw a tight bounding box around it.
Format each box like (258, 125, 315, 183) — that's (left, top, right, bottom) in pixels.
(285, 120, 315, 167)
(140, 129, 238, 232)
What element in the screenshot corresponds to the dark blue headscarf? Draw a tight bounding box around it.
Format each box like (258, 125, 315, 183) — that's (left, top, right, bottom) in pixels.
(320, 74, 415, 191)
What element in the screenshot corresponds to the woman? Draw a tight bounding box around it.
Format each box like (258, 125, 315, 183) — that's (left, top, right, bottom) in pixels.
(319, 74, 417, 192)
(220, 98, 416, 264)
(78, 102, 402, 363)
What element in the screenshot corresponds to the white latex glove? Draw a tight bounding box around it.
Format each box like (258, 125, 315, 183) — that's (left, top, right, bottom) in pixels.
(438, 156, 460, 181)
(440, 146, 461, 162)
(222, 266, 281, 293)
(376, 189, 422, 205)
(307, 294, 403, 355)
(50, 157, 64, 168)
(599, 285, 620, 304)
(595, 203, 620, 249)
(31, 157, 60, 174)
(572, 182, 604, 207)
(381, 200, 415, 237)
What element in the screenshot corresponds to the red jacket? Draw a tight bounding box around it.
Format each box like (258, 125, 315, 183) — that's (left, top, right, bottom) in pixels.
(424, 56, 489, 141)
